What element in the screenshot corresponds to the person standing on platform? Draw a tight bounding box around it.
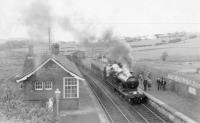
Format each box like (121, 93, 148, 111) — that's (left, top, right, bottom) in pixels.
(147, 79, 152, 91)
(163, 78, 166, 90)
(157, 78, 161, 90)
(160, 77, 164, 90)
(143, 79, 148, 91)
(139, 74, 143, 85)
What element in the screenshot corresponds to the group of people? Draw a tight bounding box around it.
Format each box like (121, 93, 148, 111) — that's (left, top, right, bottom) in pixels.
(139, 73, 167, 91)
(156, 77, 167, 91)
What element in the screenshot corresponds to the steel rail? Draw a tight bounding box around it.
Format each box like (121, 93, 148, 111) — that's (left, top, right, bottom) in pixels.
(142, 104, 166, 123)
(82, 72, 131, 123)
(91, 70, 168, 123)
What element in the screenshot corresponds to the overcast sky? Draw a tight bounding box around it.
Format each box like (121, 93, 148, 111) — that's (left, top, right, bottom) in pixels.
(0, 0, 200, 42)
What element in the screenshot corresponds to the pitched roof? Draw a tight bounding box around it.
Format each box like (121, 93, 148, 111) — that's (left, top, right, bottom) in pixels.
(16, 54, 83, 83)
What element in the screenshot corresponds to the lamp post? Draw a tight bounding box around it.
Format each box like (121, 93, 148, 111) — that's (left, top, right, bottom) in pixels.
(55, 88, 61, 116)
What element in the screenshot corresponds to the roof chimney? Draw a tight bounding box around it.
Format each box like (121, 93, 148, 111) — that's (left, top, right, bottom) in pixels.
(51, 43, 60, 55)
(27, 45, 34, 59)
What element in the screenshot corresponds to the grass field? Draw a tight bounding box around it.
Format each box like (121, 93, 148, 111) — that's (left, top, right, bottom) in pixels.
(132, 37, 200, 61)
(130, 36, 200, 82)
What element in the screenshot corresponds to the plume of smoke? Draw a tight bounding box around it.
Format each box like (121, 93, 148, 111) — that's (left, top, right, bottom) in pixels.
(23, 0, 53, 42)
(107, 38, 133, 69)
(22, 0, 54, 69)
(92, 29, 133, 69)
(59, 17, 97, 47)
(101, 29, 114, 42)
(59, 18, 133, 68)
(21, 0, 134, 69)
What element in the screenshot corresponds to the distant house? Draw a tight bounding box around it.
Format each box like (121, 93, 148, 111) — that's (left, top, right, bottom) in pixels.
(16, 46, 84, 110)
(155, 32, 186, 39)
(58, 41, 79, 55)
(155, 34, 170, 39)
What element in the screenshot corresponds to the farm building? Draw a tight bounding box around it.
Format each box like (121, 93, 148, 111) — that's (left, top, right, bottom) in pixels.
(16, 46, 84, 111)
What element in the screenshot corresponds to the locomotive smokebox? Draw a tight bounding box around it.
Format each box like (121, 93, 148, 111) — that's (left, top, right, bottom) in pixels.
(126, 76, 139, 89)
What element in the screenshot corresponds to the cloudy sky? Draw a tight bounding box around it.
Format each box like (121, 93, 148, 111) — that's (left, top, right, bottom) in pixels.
(0, 0, 200, 42)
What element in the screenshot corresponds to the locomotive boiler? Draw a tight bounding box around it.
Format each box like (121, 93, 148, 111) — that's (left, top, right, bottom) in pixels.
(104, 63, 147, 104)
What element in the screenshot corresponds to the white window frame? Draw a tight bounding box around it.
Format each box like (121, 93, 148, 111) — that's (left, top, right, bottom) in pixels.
(44, 81, 53, 90)
(63, 77, 79, 99)
(35, 81, 43, 90)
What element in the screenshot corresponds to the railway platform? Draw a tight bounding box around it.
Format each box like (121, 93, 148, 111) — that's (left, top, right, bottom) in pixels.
(59, 77, 109, 123)
(140, 82, 200, 123)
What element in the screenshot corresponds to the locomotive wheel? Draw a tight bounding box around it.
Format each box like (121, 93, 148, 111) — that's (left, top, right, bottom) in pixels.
(132, 98, 136, 104)
(137, 98, 141, 104)
(142, 96, 148, 103)
(119, 92, 124, 98)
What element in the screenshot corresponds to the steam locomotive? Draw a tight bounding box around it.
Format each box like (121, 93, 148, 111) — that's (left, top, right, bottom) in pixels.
(103, 63, 147, 104)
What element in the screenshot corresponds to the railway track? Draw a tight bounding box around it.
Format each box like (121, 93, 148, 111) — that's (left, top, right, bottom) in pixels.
(81, 72, 132, 123)
(132, 104, 168, 123)
(94, 71, 172, 123)
(77, 64, 171, 123)
(99, 74, 170, 123)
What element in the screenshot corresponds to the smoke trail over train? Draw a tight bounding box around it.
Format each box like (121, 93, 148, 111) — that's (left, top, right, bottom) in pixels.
(22, 0, 133, 69)
(23, 0, 53, 42)
(60, 19, 133, 69)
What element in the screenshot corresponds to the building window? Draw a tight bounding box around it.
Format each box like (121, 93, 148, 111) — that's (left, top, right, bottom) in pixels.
(63, 77, 79, 98)
(45, 81, 53, 90)
(35, 81, 43, 90)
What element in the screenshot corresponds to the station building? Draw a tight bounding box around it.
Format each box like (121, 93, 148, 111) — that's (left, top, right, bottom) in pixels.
(16, 45, 84, 110)
(167, 73, 200, 99)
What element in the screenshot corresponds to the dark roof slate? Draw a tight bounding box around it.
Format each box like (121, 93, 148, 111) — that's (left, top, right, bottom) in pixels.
(52, 55, 83, 78)
(17, 53, 83, 81)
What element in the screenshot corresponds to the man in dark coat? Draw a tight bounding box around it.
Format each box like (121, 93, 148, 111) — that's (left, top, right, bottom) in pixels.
(157, 78, 161, 90)
(162, 79, 166, 90)
(160, 77, 166, 90)
(143, 79, 148, 91)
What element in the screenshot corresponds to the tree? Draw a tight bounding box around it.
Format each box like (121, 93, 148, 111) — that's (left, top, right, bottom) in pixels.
(161, 52, 168, 61)
(196, 67, 200, 74)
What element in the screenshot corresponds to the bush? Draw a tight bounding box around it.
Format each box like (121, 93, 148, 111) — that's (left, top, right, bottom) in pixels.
(161, 40, 167, 43)
(131, 44, 152, 48)
(161, 52, 168, 61)
(155, 42, 165, 46)
(189, 35, 197, 39)
(0, 82, 57, 123)
(196, 67, 200, 74)
(168, 38, 182, 43)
